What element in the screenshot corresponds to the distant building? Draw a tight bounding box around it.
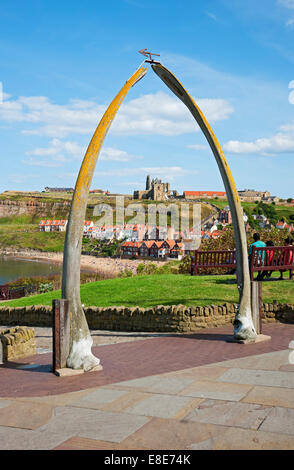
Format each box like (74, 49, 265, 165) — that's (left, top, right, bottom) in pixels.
(44, 187, 74, 193)
(238, 189, 279, 203)
(39, 220, 68, 232)
(133, 175, 178, 201)
(121, 240, 184, 259)
(183, 191, 227, 200)
(89, 189, 107, 194)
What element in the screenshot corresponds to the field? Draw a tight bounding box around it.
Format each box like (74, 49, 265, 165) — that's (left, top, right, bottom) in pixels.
(3, 273, 294, 308)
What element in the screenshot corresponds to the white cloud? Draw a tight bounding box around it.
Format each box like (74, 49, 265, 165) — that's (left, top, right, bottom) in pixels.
(24, 157, 64, 168)
(0, 91, 233, 138)
(26, 138, 84, 158)
(277, 0, 294, 26)
(25, 138, 142, 166)
(94, 166, 198, 181)
(100, 147, 143, 162)
(8, 173, 40, 183)
(224, 129, 294, 155)
(278, 0, 294, 8)
(280, 122, 294, 131)
(204, 11, 224, 24)
(114, 92, 233, 136)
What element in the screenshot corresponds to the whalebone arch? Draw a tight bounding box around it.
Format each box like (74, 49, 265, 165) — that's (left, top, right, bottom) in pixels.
(62, 61, 256, 372)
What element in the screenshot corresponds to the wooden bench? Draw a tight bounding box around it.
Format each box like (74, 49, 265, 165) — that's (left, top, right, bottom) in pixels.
(190, 246, 294, 281)
(0, 285, 27, 300)
(190, 249, 237, 275)
(250, 246, 294, 281)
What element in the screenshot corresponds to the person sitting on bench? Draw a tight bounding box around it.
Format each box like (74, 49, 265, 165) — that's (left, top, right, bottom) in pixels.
(279, 237, 293, 280)
(259, 240, 275, 280)
(249, 233, 266, 281)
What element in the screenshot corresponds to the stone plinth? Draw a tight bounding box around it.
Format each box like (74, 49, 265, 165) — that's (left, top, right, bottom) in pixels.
(226, 334, 271, 345)
(0, 326, 36, 361)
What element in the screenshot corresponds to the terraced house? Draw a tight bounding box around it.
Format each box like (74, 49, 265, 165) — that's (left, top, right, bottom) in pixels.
(39, 220, 68, 232)
(121, 240, 184, 259)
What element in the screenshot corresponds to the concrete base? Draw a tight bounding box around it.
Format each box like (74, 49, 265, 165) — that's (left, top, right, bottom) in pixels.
(54, 364, 103, 377)
(226, 334, 271, 345)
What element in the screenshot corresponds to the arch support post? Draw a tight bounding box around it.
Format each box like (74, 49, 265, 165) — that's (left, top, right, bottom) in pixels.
(152, 63, 256, 341)
(62, 66, 148, 371)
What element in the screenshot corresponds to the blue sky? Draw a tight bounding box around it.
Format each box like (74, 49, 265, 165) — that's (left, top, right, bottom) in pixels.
(0, 0, 294, 198)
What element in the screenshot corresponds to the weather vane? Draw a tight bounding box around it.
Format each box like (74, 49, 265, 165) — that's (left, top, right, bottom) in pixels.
(138, 48, 160, 63)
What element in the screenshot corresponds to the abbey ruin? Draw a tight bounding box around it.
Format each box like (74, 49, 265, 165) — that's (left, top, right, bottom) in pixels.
(133, 175, 179, 201)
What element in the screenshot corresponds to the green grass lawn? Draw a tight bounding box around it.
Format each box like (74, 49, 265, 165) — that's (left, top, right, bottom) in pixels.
(2, 273, 294, 308)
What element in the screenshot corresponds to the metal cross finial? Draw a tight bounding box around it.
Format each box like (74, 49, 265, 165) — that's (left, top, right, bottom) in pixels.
(139, 48, 160, 62)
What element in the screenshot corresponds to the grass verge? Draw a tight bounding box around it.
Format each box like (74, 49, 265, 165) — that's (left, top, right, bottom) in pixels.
(2, 273, 293, 308)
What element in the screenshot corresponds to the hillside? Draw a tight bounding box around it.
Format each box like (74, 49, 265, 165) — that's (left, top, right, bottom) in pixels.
(0, 190, 214, 222)
(0, 191, 215, 252)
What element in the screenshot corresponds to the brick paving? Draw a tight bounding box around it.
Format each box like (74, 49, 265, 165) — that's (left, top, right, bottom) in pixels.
(0, 323, 293, 398)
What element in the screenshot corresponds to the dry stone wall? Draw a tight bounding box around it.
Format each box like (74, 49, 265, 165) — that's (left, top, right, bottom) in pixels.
(0, 303, 293, 332)
(0, 326, 36, 361)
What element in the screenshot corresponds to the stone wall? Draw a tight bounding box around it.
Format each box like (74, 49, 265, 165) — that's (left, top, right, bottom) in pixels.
(0, 326, 36, 361)
(0, 302, 293, 333)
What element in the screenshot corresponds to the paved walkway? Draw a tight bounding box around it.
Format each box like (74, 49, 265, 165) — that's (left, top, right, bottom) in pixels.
(0, 323, 294, 450)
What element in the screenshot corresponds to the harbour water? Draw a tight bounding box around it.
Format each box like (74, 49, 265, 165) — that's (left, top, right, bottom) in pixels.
(0, 257, 62, 285)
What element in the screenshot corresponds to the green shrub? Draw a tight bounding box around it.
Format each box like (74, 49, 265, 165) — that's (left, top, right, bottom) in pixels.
(178, 256, 192, 274)
(39, 282, 53, 293)
(119, 268, 133, 278)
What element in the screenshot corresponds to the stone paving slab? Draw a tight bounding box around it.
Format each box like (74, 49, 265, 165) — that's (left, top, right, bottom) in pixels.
(161, 365, 229, 380)
(188, 427, 294, 450)
(242, 385, 294, 409)
(115, 417, 226, 451)
(70, 388, 128, 410)
(218, 368, 294, 389)
(113, 376, 195, 394)
(215, 350, 290, 371)
(54, 436, 142, 450)
(0, 401, 54, 430)
(125, 394, 197, 419)
(179, 380, 253, 401)
(259, 407, 294, 436)
(38, 406, 149, 443)
(280, 364, 294, 372)
(0, 425, 73, 450)
(101, 391, 151, 413)
(184, 399, 273, 430)
(0, 400, 11, 409)
(10, 389, 98, 407)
